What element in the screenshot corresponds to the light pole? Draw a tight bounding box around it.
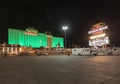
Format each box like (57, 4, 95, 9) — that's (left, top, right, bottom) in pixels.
(62, 26, 68, 48)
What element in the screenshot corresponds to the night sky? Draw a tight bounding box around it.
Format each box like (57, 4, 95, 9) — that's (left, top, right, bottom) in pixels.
(0, 0, 120, 46)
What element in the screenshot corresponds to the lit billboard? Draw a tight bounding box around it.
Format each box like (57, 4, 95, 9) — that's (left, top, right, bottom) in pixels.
(88, 22, 110, 47)
(89, 36, 110, 46)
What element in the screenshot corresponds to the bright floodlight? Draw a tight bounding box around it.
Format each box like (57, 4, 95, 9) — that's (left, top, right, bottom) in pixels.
(62, 26, 68, 30)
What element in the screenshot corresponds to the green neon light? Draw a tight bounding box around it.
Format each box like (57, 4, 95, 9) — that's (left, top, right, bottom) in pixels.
(52, 37, 64, 48)
(8, 28, 64, 48)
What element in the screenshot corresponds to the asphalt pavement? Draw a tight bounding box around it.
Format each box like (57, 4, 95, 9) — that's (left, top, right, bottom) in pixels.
(0, 55, 120, 84)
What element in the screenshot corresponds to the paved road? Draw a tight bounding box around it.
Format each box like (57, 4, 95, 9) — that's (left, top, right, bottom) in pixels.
(0, 55, 120, 84)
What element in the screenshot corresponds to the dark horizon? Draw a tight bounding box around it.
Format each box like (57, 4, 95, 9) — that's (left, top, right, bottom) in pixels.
(0, 0, 120, 46)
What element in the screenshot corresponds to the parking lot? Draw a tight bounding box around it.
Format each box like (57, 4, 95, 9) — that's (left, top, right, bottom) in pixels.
(0, 55, 120, 84)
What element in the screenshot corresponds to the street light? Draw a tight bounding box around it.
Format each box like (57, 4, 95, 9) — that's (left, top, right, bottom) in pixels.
(62, 26, 68, 48)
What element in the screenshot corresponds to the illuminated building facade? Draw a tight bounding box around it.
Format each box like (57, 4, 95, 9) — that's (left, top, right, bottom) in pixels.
(0, 43, 21, 55)
(8, 28, 64, 48)
(88, 22, 110, 48)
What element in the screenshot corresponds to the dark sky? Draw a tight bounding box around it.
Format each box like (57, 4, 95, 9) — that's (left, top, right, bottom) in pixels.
(0, 0, 120, 46)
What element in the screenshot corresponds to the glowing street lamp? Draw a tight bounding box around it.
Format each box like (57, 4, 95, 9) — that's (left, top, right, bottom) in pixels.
(62, 26, 68, 48)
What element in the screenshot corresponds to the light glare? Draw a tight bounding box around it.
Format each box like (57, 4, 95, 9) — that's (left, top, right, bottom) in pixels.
(62, 26, 68, 30)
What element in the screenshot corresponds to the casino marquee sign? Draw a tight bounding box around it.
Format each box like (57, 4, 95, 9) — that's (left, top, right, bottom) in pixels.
(88, 22, 110, 47)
